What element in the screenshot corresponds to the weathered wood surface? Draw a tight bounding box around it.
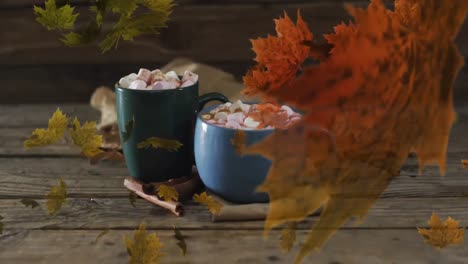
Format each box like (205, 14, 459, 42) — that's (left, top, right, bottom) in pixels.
(0, 1, 466, 103)
(1, 230, 467, 264)
(1, 197, 468, 230)
(0, 104, 468, 263)
(0, 157, 467, 199)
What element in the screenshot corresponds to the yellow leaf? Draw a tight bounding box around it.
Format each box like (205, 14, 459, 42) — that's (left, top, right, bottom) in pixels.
(173, 225, 187, 256)
(137, 137, 183, 152)
(24, 108, 69, 148)
(417, 213, 465, 249)
(157, 185, 179, 202)
(462, 160, 468, 169)
(280, 222, 297, 253)
(69, 118, 104, 158)
(124, 223, 164, 264)
(231, 130, 247, 155)
(46, 178, 67, 215)
(193, 192, 223, 216)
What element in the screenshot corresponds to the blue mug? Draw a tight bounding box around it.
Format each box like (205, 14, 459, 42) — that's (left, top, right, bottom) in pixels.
(194, 104, 272, 203)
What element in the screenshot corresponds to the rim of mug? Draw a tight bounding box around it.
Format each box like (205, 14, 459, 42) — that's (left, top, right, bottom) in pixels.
(114, 80, 198, 93)
(197, 103, 276, 132)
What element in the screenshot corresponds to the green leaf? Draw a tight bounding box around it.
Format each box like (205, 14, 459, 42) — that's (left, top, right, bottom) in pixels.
(122, 117, 135, 143)
(34, 0, 79, 30)
(137, 137, 183, 152)
(99, 11, 171, 53)
(129, 191, 137, 207)
(107, 0, 138, 15)
(138, 0, 175, 13)
(173, 225, 187, 256)
(21, 198, 40, 209)
(62, 22, 101, 47)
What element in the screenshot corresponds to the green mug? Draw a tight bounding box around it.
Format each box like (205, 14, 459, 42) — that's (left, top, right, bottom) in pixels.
(115, 80, 229, 183)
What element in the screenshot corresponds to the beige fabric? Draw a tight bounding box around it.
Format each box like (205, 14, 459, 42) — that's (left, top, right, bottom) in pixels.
(208, 191, 269, 222)
(90, 86, 117, 130)
(161, 57, 257, 105)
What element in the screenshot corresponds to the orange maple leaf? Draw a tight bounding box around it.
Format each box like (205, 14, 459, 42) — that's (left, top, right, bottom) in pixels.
(418, 213, 465, 249)
(242, 10, 313, 97)
(242, 1, 468, 263)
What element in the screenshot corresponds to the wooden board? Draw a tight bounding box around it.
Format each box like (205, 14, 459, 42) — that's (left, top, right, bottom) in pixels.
(1, 103, 468, 263)
(0, 156, 466, 198)
(0, 229, 467, 264)
(1, 197, 468, 230)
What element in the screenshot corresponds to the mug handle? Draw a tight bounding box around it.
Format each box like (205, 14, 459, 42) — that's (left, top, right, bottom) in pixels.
(197, 92, 230, 111)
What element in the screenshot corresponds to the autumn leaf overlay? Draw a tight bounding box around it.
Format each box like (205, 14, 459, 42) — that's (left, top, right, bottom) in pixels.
(242, 1, 468, 263)
(24, 108, 123, 164)
(418, 213, 465, 249)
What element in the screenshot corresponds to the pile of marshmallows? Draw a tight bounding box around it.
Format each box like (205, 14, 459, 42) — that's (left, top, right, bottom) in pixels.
(118, 68, 199, 90)
(201, 101, 301, 130)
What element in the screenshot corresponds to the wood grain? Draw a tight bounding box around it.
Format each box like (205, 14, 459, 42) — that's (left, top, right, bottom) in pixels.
(2, 197, 468, 230)
(0, 229, 467, 264)
(0, 155, 467, 198)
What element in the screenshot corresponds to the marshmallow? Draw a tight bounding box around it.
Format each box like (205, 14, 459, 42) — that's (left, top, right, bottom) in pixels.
(227, 112, 245, 124)
(281, 105, 295, 116)
(243, 117, 260, 128)
(214, 112, 228, 121)
(137, 68, 152, 84)
(128, 80, 147, 90)
(203, 101, 301, 130)
(241, 104, 251, 114)
(119, 73, 137, 88)
(150, 70, 166, 83)
(182, 70, 199, 83)
(229, 100, 243, 113)
(151, 81, 178, 90)
(165, 71, 180, 81)
(225, 120, 242, 129)
(180, 80, 195, 88)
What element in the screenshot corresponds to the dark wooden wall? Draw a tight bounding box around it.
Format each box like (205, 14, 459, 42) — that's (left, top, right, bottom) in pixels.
(0, 0, 466, 104)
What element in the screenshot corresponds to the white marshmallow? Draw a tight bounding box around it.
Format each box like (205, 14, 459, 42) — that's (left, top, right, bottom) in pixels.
(151, 81, 178, 90)
(243, 117, 260, 128)
(137, 68, 152, 84)
(150, 70, 166, 84)
(214, 111, 228, 121)
(241, 104, 251, 114)
(119, 73, 137, 88)
(225, 120, 242, 129)
(128, 80, 147, 90)
(281, 105, 295, 116)
(180, 80, 195, 88)
(182, 70, 199, 83)
(227, 112, 245, 124)
(229, 100, 243, 113)
(165, 71, 180, 81)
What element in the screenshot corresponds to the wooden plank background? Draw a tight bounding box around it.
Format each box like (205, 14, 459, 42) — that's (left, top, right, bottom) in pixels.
(0, 0, 466, 104)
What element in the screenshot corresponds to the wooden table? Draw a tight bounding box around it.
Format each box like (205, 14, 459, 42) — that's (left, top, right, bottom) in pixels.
(1, 104, 467, 264)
